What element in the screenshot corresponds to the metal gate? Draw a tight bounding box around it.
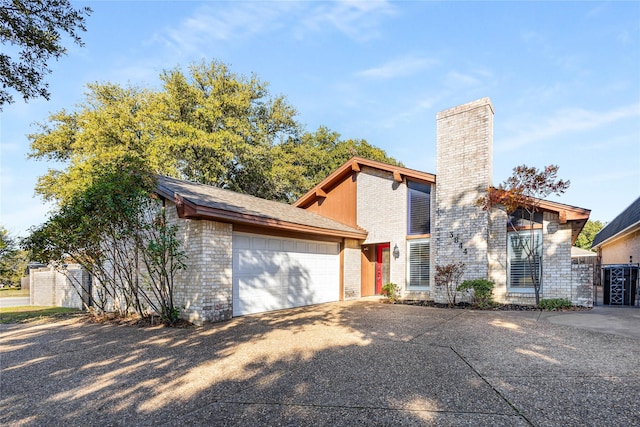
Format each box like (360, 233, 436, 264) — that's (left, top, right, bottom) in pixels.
(599, 264, 639, 306)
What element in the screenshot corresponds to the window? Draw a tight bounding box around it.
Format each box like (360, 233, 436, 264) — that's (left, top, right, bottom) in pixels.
(508, 208, 542, 229)
(508, 230, 542, 290)
(408, 181, 431, 235)
(407, 239, 430, 289)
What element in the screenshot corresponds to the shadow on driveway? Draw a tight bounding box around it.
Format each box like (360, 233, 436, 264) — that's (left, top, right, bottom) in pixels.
(1, 300, 639, 426)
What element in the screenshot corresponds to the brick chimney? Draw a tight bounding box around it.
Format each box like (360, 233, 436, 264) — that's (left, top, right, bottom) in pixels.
(433, 98, 495, 301)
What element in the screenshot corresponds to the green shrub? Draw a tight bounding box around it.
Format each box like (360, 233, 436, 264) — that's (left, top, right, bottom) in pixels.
(457, 279, 495, 308)
(381, 283, 399, 303)
(538, 298, 572, 310)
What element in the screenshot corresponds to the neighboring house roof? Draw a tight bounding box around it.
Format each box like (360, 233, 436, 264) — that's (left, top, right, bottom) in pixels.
(592, 196, 640, 249)
(571, 246, 597, 258)
(155, 175, 368, 240)
(294, 156, 436, 208)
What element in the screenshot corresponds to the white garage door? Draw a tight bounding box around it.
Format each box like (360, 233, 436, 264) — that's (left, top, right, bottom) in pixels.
(233, 233, 340, 316)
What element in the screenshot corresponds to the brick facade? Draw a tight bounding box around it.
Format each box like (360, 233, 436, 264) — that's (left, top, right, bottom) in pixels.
(434, 98, 494, 303)
(357, 166, 408, 290)
(168, 202, 233, 325)
(343, 239, 362, 299)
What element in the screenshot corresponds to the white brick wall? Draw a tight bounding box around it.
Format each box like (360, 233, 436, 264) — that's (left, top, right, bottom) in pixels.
(343, 239, 362, 299)
(434, 98, 494, 303)
(30, 265, 86, 309)
(488, 206, 508, 301)
(168, 203, 233, 325)
(357, 167, 408, 291)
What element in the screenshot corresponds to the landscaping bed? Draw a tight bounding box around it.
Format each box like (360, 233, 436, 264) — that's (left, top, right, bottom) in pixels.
(398, 299, 592, 312)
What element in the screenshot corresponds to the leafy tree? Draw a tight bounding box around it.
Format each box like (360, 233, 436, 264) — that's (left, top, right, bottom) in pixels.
(574, 220, 605, 251)
(28, 59, 397, 205)
(29, 82, 155, 204)
(0, 226, 28, 286)
(477, 164, 570, 306)
(28, 60, 300, 204)
(153, 60, 300, 198)
(22, 157, 187, 325)
(0, 0, 92, 109)
(271, 126, 401, 202)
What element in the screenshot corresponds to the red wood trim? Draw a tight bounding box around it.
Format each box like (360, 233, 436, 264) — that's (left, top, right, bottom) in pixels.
(406, 233, 431, 240)
(351, 160, 361, 172)
(508, 224, 543, 231)
(316, 188, 327, 198)
(393, 170, 402, 182)
(559, 210, 567, 224)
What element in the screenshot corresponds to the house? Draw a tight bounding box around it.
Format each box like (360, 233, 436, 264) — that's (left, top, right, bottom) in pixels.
(152, 97, 591, 324)
(31, 98, 592, 321)
(156, 175, 367, 322)
(592, 196, 640, 265)
(592, 196, 640, 306)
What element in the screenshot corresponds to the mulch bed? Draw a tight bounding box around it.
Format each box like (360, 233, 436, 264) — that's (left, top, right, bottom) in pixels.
(397, 299, 592, 312)
(82, 312, 194, 328)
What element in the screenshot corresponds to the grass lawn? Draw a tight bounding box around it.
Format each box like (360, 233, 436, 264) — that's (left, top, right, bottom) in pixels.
(0, 288, 30, 298)
(0, 306, 82, 324)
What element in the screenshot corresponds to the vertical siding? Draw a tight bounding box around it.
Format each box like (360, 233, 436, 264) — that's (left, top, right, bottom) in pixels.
(303, 172, 358, 228)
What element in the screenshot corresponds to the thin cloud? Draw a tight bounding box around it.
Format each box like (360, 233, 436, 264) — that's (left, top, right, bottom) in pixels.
(155, 1, 396, 56)
(498, 103, 640, 152)
(356, 56, 438, 79)
(300, 0, 397, 42)
(155, 2, 298, 55)
(444, 70, 481, 88)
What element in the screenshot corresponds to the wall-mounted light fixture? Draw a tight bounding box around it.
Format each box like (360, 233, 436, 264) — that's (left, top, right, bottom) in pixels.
(393, 244, 400, 259)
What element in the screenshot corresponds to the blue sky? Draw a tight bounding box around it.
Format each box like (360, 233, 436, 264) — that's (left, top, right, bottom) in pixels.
(1, 1, 639, 237)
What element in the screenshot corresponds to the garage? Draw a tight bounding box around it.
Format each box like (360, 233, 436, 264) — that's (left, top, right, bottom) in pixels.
(233, 233, 341, 316)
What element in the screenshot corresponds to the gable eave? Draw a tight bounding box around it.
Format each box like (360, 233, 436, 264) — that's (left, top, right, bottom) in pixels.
(294, 156, 436, 208)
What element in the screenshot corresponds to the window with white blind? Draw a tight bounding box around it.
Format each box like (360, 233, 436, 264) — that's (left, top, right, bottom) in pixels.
(407, 181, 431, 235)
(508, 230, 542, 290)
(407, 239, 430, 289)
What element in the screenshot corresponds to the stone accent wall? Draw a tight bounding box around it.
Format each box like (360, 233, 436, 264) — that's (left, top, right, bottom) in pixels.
(343, 239, 362, 299)
(357, 167, 408, 291)
(30, 265, 88, 309)
(167, 202, 233, 325)
(434, 98, 494, 303)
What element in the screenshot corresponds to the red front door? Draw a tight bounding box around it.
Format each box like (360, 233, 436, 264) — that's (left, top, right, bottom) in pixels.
(375, 243, 390, 294)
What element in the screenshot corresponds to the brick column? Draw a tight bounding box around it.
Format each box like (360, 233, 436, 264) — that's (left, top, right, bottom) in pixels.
(434, 98, 494, 302)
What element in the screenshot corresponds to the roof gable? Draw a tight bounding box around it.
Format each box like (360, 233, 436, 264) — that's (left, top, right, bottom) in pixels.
(294, 156, 435, 208)
(593, 196, 640, 248)
(155, 175, 367, 240)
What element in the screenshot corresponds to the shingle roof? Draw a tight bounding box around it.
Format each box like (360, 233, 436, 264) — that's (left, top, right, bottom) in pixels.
(155, 175, 367, 239)
(592, 196, 640, 248)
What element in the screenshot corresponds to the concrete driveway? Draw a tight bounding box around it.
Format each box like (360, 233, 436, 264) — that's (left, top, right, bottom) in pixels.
(0, 296, 30, 308)
(1, 300, 639, 426)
